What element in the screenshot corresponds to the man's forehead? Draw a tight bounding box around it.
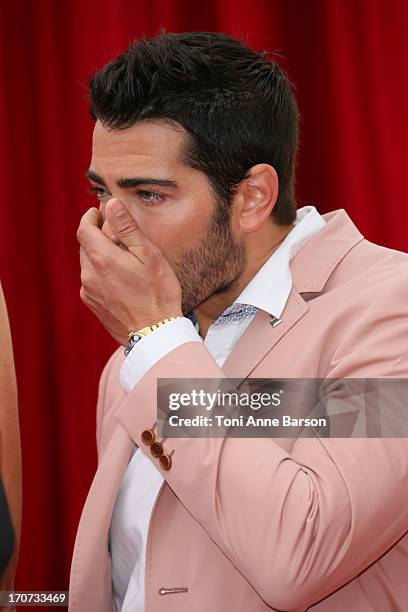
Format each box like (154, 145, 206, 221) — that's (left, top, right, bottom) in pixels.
(92, 119, 186, 157)
(89, 120, 189, 186)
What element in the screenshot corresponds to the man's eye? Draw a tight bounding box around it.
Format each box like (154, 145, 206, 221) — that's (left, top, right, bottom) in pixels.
(87, 187, 166, 205)
(138, 191, 166, 204)
(87, 186, 110, 201)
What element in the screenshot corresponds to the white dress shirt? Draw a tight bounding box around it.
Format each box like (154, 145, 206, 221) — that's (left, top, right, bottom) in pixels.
(109, 205, 325, 611)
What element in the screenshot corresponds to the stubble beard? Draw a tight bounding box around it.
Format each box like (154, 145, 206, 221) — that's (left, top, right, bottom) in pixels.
(173, 200, 248, 315)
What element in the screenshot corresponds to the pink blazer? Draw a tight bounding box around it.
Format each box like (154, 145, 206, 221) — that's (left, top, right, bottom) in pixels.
(69, 209, 408, 611)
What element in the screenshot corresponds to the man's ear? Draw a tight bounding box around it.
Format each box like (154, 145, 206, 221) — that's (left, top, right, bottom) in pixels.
(233, 164, 279, 233)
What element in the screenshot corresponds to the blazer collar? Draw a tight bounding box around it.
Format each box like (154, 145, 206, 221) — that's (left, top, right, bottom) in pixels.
(290, 208, 364, 294)
(222, 209, 364, 379)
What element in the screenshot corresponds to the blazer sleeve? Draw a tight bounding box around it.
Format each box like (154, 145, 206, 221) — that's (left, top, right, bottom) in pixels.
(95, 347, 124, 463)
(112, 272, 408, 610)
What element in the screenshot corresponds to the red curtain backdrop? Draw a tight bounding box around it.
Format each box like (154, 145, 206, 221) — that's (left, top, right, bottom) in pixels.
(0, 0, 407, 597)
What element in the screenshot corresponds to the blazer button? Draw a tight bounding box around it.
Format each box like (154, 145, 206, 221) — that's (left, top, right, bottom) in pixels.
(150, 440, 164, 458)
(141, 422, 157, 445)
(159, 450, 174, 470)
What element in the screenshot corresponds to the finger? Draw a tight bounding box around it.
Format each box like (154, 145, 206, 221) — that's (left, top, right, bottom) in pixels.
(79, 245, 93, 288)
(101, 218, 118, 242)
(79, 244, 91, 268)
(80, 207, 102, 230)
(79, 244, 97, 274)
(98, 200, 107, 223)
(77, 207, 119, 257)
(105, 198, 156, 260)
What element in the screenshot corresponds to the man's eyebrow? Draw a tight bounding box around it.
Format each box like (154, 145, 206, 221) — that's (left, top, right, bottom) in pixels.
(85, 170, 178, 190)
(85, 169, 107, 186)
(117, 177, 178, 189)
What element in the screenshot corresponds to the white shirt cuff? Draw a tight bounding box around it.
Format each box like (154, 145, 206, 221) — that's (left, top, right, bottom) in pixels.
(119, 317, 202, 393)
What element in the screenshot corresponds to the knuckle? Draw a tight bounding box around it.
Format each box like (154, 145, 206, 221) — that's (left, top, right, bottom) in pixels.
(89, 249, 108, 270)
(76, 226, 85, 242)
(80, 271, 91, 289)
(80, 286, 89, 303)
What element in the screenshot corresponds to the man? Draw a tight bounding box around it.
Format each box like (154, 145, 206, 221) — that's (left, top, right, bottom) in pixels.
(71, 32, 408, 611)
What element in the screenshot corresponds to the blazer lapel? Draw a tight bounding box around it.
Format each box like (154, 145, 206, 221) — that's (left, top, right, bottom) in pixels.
(222, 288, 308, 379)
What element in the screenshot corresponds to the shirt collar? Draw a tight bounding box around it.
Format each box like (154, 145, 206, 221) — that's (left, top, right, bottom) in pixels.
(186, 206, 326, 327)
(231, 205, 325, 319)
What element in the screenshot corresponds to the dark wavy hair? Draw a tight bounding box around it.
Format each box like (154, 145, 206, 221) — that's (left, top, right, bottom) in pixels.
(89, 31, 299, 225)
